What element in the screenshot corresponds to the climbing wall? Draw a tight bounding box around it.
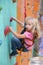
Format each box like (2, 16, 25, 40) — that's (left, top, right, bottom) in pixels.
(26, 0, 40, 18)
(17, 0, 40, 49)
(17, 0, 40, 65)
(17, 0, 40, 33)
(0, 1, 11, 65)
(16, 50, 32, 65)
(0, 0, 17, 65)
(17, 0, 26, 33)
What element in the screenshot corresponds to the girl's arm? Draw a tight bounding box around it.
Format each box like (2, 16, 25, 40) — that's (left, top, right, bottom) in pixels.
(9, 27, 25, 38)
(10, 17, 24, 27)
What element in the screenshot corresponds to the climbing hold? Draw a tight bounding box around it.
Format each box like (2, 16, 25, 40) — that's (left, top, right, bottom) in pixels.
(12, 0, 16, 3)
(14, 62, 18, 65)
(10, 17, 13, 22)
(0, 40, 2, 46)
(4, 26, 10, 36)
(0, 6, 2, 11)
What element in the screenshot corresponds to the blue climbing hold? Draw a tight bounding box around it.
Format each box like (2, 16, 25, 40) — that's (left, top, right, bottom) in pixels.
(0, 40, 2, 46)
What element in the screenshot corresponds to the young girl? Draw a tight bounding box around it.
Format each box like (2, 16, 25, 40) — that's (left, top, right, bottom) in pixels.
(4, 17, 41, 56)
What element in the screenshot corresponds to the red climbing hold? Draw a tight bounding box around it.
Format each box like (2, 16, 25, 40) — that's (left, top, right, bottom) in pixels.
(14, 62, 18, 65)
(4, 26, 10, 36)
(10, 17, 13, 22)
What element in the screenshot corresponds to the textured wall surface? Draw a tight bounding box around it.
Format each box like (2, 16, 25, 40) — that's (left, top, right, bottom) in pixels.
(0, 0, 17, 65)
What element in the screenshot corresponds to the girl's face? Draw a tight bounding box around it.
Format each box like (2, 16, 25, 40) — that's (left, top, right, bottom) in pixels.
(26, 20, 33, 31)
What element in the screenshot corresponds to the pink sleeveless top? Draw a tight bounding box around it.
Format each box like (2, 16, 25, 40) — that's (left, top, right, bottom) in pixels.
(24, 31, 34, 50)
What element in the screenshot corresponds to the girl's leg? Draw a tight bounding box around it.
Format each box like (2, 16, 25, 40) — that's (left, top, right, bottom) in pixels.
(10, 37, 22, 55)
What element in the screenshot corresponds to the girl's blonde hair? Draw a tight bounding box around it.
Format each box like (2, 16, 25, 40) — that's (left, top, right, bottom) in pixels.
(24, 17, 41, 39)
